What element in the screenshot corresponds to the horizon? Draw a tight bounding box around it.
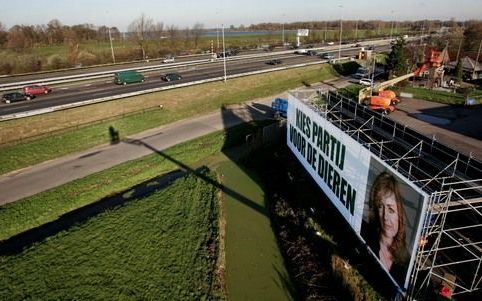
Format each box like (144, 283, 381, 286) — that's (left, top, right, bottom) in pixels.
(1, 0, 481, 32)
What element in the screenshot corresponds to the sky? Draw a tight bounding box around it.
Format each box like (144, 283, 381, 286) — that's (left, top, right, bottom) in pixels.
(0, 0, 480, 31)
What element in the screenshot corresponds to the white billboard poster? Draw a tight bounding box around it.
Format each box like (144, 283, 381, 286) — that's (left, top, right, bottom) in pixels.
(286, 95, 428, 291)
(287, 94, 371, 232)
(297, 29, 309, 37)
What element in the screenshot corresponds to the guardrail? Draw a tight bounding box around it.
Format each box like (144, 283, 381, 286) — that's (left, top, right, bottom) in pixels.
(0, 57, 350, 122)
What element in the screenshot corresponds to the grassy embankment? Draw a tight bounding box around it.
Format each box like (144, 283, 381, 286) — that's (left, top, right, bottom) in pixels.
(0, 121, 268, 241)
(0, 168, 221, 300)
(0, 64, 337, 175)
(398, 86, 482, 105)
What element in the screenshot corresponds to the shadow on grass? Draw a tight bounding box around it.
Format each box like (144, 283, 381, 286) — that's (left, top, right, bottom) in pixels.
(0, 170, 185, 256)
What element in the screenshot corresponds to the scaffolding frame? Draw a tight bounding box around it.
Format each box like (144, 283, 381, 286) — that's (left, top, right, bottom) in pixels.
(291, 90, 482, 300)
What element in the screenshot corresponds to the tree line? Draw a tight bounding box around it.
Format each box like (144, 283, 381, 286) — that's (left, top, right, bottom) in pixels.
(0, 15, 480, 75)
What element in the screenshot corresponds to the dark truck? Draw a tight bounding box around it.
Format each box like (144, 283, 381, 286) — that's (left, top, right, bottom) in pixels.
(114, 70, 145, 85)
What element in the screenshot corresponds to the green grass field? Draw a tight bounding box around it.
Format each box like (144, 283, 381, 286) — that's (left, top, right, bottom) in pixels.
(0, 169, 220, 300)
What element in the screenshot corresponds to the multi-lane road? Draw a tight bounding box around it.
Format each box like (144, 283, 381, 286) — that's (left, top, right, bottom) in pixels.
(0, 40, 393, 117)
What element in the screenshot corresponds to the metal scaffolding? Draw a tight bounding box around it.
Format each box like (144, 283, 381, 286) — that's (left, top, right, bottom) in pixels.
(291, 89, 482, 299)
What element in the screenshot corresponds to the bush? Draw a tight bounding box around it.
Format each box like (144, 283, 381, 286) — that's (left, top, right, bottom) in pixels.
(14, 55, 42, 73)
(77, 51, 99, 66)
(47, 54, 68, 70)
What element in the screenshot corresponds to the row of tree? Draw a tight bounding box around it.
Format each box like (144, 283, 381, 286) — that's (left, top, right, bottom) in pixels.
(2, 17, 481, 50)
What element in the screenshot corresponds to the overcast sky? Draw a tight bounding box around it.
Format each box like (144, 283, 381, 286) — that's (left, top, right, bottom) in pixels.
(1, 0, 480, 31)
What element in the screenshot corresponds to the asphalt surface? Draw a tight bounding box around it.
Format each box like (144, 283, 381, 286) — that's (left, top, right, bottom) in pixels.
(2, 76, 478, 206)
(388, 97, 482, 160)
(0, 96, 279, 205)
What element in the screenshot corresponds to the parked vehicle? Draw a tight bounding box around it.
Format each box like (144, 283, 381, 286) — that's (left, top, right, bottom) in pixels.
(114, 70, 145, 85)
(23, 85, 52, 95)
(271, 97, 288, 118)
(359, 78, 373, 86)
(2, 92, 35, 104)
(266, 59, 282, 65)
(352, 67, 370, 79)
(162, 57, 175, 63)
(161, 73, 182, 82)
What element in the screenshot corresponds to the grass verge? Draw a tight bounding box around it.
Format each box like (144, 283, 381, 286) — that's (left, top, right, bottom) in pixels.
(0, 168, 220, 300)
(0, 121, 269, 241)
(0, 64, 336, 175)
(399, 86, 482, 105)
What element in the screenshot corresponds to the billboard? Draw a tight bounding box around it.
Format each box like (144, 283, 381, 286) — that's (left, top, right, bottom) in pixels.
(286, 95, 428, 290)
(297, 29, 309, 37)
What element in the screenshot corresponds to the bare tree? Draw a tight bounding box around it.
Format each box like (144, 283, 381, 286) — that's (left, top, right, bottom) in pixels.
(128, 14, 154, 60)
(182, 27, 191, 48)
(0, 22, 7, 46)
(7, 26, 28, 51)
(47, 19, 64, 44)
(166, 24, 178, 47)
(191, 22, 204, 48)
(152, 22, 164, 48)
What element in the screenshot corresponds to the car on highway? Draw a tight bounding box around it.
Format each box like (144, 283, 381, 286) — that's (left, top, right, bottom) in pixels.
(354, 43, 363, 47)
(327, 41, 335, 45)
(359, 78, 374, 86)
(22, 85, 52, 96)
(162, 57, 175, 63)
(294, 49, 308, 54)
(306, 50, 318, 56)
(2, 92, 35, 104)
(266, 59, 282, 65)
(161, 73, 182, 82)
(320, 53, 335, 60)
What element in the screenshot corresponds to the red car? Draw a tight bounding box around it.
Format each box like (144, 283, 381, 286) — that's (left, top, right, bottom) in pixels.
(22, 85, 52, 96)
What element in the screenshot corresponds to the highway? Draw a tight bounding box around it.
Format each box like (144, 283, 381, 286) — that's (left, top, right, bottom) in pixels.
(0, 40, 392, 117)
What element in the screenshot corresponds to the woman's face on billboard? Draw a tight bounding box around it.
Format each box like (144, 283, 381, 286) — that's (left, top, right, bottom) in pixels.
(377, 191, 399, 239)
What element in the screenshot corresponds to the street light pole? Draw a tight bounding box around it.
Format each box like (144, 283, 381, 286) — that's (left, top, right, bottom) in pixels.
(282, 23, 285, 47)
(355, 20, 358, 41)
(473, 40, 482, 80)
(222, 24, 227, 83)
(108, 27, 116, 63)
(338, 5, 343, 59)
(216, 25, 220, 51)
(389, 11, 394, 41)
